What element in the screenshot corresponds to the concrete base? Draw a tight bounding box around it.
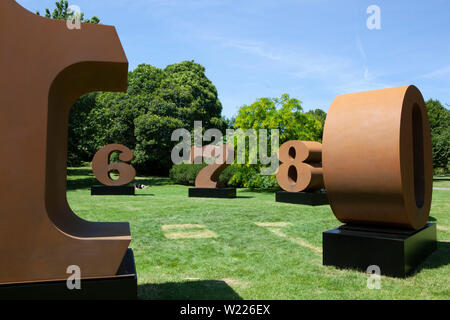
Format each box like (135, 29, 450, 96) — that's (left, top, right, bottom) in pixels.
(0, 249, 137, 300)
(188, 188, 236, 198)
(91, 185, 135, 196)
(323, 223, 437, 277)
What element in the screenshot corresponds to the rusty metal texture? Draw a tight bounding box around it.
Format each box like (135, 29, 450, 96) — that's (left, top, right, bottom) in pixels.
(190, 144, 234, 188)
(276, 140, 324, 192)
(0, 0, 131, 284)
(92, 144, 136, 186)
(323, 85, 433, 230)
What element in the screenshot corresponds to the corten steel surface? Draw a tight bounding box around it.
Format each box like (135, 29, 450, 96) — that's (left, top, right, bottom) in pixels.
(276, 140, 324, 192)
(190, 145, 234, 188)
(92, 144, 136, 186)
(0, 0, 131, 284)
(323, 85, 433, 230)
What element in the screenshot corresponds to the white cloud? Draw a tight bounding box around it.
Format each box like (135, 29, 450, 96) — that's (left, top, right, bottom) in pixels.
(418, 65, 450, 79)
(202, 33, 391, 96)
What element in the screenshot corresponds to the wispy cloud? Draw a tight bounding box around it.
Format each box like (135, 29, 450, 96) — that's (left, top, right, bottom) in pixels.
(202, 33, 390, 95)
(356, 35, 370, 81)
(418, 65, 450, 79)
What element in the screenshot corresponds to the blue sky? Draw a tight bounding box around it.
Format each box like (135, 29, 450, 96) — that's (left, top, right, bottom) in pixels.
(17, 0, 450, 118)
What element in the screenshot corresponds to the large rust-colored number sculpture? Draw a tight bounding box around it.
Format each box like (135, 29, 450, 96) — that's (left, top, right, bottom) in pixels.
(191, 144, 234, 188)
(323, 85, 433, 230)
(0, 1, 130, 285)
(276, 141, 324, 192)
(92, 144, 136, 186)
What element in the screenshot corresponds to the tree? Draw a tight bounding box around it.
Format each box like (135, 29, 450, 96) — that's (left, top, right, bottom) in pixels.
(229, 94, 323, 188)
(36, 0, 100, 24)
(83, 62, 225, 175)
(306, 108, 327, 139)
(157, 61, 223, 128)
(67, 93, 99, 166)
(425, 99, 450, 172)
(234, 94, 323, 143)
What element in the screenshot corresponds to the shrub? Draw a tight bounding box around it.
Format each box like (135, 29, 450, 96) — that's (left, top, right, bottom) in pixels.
(245, 173, 280, 190)
(170, 163, 281, 190)
(169, 164, 237, 186)
(228, 165, 280, 190)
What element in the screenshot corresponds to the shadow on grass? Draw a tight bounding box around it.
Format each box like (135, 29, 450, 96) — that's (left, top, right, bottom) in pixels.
(239, 188, 280, 194)
(67, 168, 94, 177)
(134, 177, 172, 186)
(66, 171, 172, 191)
(138, 280, 243, 300)
(236, 196, 254, 199)
(415, 241, 450, 274)
(434, 178, 450, 181)
(67, 177, 98, 191)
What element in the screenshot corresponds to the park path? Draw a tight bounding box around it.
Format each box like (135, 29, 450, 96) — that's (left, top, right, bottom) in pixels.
(433, 187, 450, 191)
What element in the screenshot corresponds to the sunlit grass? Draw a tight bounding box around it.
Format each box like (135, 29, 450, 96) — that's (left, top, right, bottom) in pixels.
(67, 167, 450, 300)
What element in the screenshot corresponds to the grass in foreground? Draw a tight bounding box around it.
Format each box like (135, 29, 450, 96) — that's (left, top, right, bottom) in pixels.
(434, 176, 450, 189)
(67, 168, 450, 300)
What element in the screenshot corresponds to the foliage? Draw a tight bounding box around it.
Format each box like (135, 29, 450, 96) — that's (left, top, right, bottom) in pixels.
(234, 94, 323, 142)
(425, 99, 450, 172)
(67, 93, 98, 166)
(68, 61, 224, 175)
(228, 165, 280, 190)
(134, 113, 185, 174)
(231, 94, 324, 189)
(169, 164, 237, 187)
(36, 0, 100, 24)
(306, 108, 327, 139)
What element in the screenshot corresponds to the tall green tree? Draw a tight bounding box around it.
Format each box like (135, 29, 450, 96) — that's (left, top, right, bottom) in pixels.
(306, 108, 327, 139)
(234, 94, 323, 143)
(425, 99, 450, 172)
(84, 62, 225, 175)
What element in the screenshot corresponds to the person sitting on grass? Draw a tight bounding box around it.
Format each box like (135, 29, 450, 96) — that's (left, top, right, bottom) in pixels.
(135, 183, 149, 190)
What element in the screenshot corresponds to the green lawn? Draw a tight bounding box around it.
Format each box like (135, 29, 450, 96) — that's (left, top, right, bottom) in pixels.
(67, 168, 450, 300)
(434, 176, 450, 189)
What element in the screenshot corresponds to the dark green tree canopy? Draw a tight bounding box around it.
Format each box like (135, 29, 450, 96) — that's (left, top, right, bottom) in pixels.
(69, 61, 225, 175)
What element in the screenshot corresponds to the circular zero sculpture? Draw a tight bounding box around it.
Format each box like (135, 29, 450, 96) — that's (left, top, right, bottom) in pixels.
(323, 85, 433, 230)
(92, 144, 136, 187)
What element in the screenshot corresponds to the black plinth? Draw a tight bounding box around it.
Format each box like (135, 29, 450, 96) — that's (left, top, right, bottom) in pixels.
(0, 249, 137, 300)
(323, 223, 437, 278)
(91, 185, 135, 196)
(276, 191, 329, 206)
(189, 188, 236, 198)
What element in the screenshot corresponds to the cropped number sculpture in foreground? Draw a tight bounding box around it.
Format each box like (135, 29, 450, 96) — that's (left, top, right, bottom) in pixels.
(322, 85, 436, 277)
(0, 0, 136, 298)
